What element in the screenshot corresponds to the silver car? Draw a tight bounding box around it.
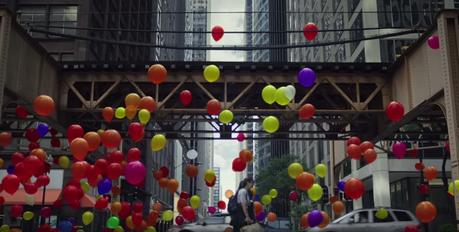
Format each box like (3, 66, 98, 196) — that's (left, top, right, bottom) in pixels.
(308, 208, 421, 232)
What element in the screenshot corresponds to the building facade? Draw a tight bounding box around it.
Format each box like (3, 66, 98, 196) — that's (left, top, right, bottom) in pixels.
(211, 167, 221, 208)
(184, 0, 210, 61)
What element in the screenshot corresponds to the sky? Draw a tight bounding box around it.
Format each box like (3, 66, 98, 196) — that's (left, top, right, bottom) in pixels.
(209, 0, 246, 199)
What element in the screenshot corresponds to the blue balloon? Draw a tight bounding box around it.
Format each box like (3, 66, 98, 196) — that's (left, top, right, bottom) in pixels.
(6, 165, 15, 174)
(308, 210, 323, 227)
(337, 180, 345, 192)
(253, 194, 260, 202)
(36, 124, 49, 138)
(98, 178, 112, 195)
(256, 211, 266, 221)
(59, 220, 72, 232)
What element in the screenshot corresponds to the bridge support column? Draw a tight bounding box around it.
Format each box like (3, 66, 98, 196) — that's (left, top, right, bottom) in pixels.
(372, 153, 391, 207)
(438, 11, 459, 227)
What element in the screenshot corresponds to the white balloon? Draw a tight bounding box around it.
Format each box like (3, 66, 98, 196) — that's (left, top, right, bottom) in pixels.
(186, 149, 198, 160)
(285, 85, 296, 100)
(25, 194, 35, 206)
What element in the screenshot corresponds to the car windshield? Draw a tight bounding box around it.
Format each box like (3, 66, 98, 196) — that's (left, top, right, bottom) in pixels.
(197, 216, 229, 225)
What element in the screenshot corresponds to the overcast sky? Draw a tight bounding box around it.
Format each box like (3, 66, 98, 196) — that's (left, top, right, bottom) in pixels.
(209, 0, 246, 203)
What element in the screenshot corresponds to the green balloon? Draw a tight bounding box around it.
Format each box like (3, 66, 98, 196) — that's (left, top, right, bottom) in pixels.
(263, 116, 279, 133)
(218, 110, 234, 124)
(307, 184, 323, 202)
(190, 195, 201, 209)
(204, 65, 220, 82)
(275, 87, 290, 106)
(315, 164, 327, 178)
(0, 225, 10, 232)
(375, 208, 388, 219)
(138, 109, 151, 125)
(269, 189, 278, 198)
(107, 216, 120, 229)
(262, 85, 277, 104)
(115, 107, 126, 119)
(162, 210, 174, 221)
(261, 194, 272, 205)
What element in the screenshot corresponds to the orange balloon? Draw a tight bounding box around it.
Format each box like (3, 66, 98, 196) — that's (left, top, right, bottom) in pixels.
(71, 161, 88, 180)
(299, 103, 315, 120)
(147, 211, 159, 226)
(33, 95, 55, 116)
(83, 132, 101, 151)
(185, 164, 199, 177)
(70, 138, 89, 161)
(159, 178, 169, 188)
(0, 132, 12, 148)
(31, 148, 47, 161)
(148, 64, 167, 84)
(267, 212, 277, 222)
(139, 96, 157, 113)
(111, 201, 122, 215)
(347, 144, 361, 160)
(332, 200, 345, 214)
(319, 211, 330, 228)
(225, 189, 234, 199)
(423, 166, 438, 181)
(254, 201, 263, 215)
(102, 107, 114, 123)
(363, 148, 377, 164)
(153, 202, 162, 212)
(167, 179, 179, 193)
(101, 129, 121, 149)
(416, 201, 437, 223)
(125, 93, 141, 107)
(296, 172, 315, 191)
(239, 149, 253, 163)
(126, 105, 137, 120)
(300, 213, 309, 228)
(359, 141, 374, 152)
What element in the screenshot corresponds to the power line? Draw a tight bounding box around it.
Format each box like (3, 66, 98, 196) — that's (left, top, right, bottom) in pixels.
(28, 27, 424, 50)
(27, 24, 419, 34)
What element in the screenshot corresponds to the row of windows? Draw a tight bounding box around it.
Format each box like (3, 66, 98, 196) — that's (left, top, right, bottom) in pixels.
(18, 6, 78, 38)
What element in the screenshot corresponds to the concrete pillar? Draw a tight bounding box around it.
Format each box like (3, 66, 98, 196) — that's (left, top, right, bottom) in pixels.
(437, 10, 459, 227)
(0, 10, 12, 122)
(351, 160, 363, 209)
(362, 0, 381, 62)
(372, 153, 391, 207)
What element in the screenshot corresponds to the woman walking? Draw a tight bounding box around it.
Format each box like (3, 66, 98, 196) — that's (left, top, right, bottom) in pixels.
(230, 177, 255, 232)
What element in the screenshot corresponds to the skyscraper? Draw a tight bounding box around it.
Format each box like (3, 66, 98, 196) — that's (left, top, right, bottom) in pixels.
(157, 0, 186, 61)
(212, 167, 221, 208)
(185, 0, 210, 61)
(245, 0, 253, 62)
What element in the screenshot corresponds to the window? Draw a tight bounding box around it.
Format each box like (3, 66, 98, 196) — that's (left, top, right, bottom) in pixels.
(18, 6, 46, 38)
(49, 6, 77, 35)
(353, 211, 369, 223)
(372, 210, 395, 223)
(393, 211, 413, 221)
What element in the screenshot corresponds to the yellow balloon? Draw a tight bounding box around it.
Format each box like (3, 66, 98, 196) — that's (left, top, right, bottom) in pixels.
(58, 155, 70, 169)
(0, 225, 10, 232)
(126, 216, 134, 230)
(263, 116, 279, 133)
(0, 158, 4, 168)
(82, 211, 94, 225)
(261, 195, 272, 205)
(81, 180, 90, 193)
(275, 87, 290, 106)
(115, 107, 126, 119)
(162, 210, 174, 221)
(315, 164, 327, 178)
(114, 226, 124, 232)
(203, 65, 220, 82)
(262, 85, 277, 104)
(269, 189, 278, 198)
(190, 195, 201, 209)
(23, 211, 34, 221)
(138, 109, 151, 125)
(449, 182, 454, 195)
(288, 162, 304, 179)
(307, 184, 323, 202)
(145, 226, 157, 232)
(151, 134, 167, 152)
(375, 208, 388, 219)
(218, 110, 234, 124)
(204, 169, 216, 182)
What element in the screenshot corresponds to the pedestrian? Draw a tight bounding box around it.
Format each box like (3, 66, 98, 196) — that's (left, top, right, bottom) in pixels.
(229, 177, 255, 232)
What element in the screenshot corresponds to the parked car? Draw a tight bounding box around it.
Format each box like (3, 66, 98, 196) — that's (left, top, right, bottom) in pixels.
(167, 214, 232, 232)
(265, 217, 292, 232)
(307, 208, 421, 232)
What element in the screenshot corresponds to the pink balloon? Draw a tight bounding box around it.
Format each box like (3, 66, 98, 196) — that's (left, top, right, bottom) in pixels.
(236, 133, 246, 142)
(208, 206, 216, 214)
(124, 161, 146, 185)
(427, 35, 440, 49)
(392, 141, 406, 159)
(175, 215, 184, 225)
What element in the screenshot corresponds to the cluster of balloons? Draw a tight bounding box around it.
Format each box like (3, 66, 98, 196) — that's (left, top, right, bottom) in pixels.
(152, 166, 180, 193)
(346, 136, 377, 164)
(232, 149, 253, 172)
(288, 162, 327, 202)
(250, 189, 277, 222)
(300, 210, 330, 229)
(261, 84, 296, 106)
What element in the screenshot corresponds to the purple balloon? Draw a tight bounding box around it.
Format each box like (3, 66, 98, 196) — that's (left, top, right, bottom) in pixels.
(256, 211, 266, 221)
(308, 210, 323, 227)
(427, 35, 440, 49)
(208, 206, 216, 214)
(392, 141, 406, 159)
(337, 181, 345, 191)
(36, 124, 49, 138)
(298, 68, 317, 88)
(98, 178, 112, 195)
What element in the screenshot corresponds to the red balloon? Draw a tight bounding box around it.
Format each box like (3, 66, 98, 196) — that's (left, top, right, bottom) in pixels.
(359, 141, 374, 152)
(128, 122, 145, 142)
(36, 175, 50, 187)
(28, 142, 40, 151)
(206, 177, 216, 187)
(101, 129, 122, 149)
(182, 206, 196, 221)
(303, 23, 318, 41)
(2, 174, 20, 194)
(415, 201, 437, 223)
(107, 150, 124, 164)
(344, 178, 364, 200)
(218, 200, 226, 210)
(102, 107, 114, 123)
(12, 152, 25, 165)
(299, 104, 316, 120)
(175, 215, 184, 225)
(25, 128, 40, 142)
(296, 172, 315, 191)
(95, 158, 108, 176)
(95, 197, 109, 210)
(24, 155, 42, 173)
(386, 101, 405, 122)
(0, 132, 12, 148)
(211, 26, 224, 41)
(133, 201, 143, 213)
(207, 99, 221, 115)
(40, 207, 52, 218)
(419, 183, 429, 194)
(24, 182, 38, 194)
(177, 198, 187, 214)
(289, 191, 299, 201)
(153, 170, 164, 180)
(107, 162, 123, 180)
(423, 166, 438, 181)
(132, 212, 143, 226)
(180, 192, 190, 200)
(185, 164, 198, 177)
(10, 204, 23, 218)
(347, 136, 361, 146)
(15, 162, 33, 182)
(232, 157, 246, 172)
(119, 202, 131, 219)
(50, 137, 61, 148)
(160, 166, 170, 177)
(15, 105, 28, 119)
(180, 90, 192, 106)
(67, 124, 84, 143)
(71, 161, 88, 180)
(86, 164, 100, 180)
(405, 225, 420, 232)
(415, 162, 425, 171)
(127, 148, 142, 162)
(63, 185, 80, 203)
(347, 144, 362, 160)
(0, 196, 4, 205)
(363, 148, 377, 164)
